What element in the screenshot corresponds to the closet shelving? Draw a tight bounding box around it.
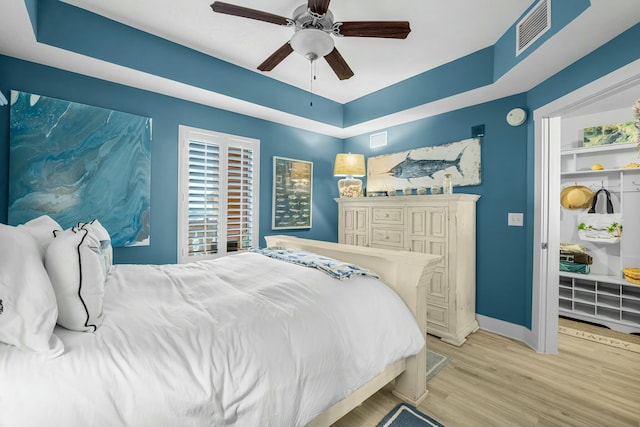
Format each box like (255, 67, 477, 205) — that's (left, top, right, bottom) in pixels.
(559, 140, 640, 334)
(561, 142, 640, 178)
(559, 272, 640, 333)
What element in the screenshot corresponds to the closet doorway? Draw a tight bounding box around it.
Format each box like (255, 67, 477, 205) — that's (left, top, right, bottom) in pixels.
(532, 58, 640, 354)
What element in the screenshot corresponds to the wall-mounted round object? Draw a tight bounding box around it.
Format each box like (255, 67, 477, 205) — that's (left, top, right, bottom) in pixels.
(506, 108, 527, 126)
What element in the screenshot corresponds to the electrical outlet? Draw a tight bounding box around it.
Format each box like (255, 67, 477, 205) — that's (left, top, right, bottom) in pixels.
(508, 213, 524, 227)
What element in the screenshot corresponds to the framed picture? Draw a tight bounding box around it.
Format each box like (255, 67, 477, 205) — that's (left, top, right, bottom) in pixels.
(582, 121, 637, 147)
(366, 138, 481, 192)
(272, 156, 313, 229)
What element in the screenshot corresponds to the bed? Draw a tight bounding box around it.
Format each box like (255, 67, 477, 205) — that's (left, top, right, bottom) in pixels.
(0, 221, 440, 427)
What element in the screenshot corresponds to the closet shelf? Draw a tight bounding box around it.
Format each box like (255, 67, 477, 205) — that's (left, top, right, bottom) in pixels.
(560, 142, 638, 156)
(561, 168, 640, 177)
(559, 271, 630, 286)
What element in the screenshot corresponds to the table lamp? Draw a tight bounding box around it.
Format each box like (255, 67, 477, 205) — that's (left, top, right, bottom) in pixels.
(334, 153, 365, 197)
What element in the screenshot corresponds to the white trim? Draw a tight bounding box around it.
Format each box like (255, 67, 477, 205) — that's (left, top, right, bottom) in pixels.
(531, 57, 640, 353)
(476, 314, 538, 351)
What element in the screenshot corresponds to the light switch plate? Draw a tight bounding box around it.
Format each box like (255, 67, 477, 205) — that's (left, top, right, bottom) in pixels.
(508, 212, 524, 227)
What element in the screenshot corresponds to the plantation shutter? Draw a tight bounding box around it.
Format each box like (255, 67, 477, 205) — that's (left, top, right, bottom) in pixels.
(226, 144, 254, 252)
(180, 126, 259, 263)
(187, 140, 221, 257)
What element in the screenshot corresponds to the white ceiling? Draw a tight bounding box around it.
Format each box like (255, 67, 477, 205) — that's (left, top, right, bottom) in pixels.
(1, 0, 640, 137)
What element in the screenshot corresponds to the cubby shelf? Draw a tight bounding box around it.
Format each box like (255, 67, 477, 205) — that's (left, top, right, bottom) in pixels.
(558, 272, 640, 333)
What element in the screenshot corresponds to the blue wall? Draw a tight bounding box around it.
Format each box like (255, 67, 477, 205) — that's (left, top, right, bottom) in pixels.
(344, 94, 530, 327)
(0, 55, 342, 265)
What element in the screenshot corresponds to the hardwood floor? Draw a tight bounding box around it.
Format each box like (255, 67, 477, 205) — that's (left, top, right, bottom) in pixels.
(333, 330, 640, 427)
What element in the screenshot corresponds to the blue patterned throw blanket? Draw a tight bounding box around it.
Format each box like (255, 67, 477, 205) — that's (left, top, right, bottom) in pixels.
(251, 247, 380, 280)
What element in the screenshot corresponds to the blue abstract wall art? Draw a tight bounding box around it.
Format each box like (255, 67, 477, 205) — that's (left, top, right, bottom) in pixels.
(8, 91, 152, 247)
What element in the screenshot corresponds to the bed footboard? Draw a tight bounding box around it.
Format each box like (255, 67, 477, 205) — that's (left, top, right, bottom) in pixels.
(263, 236, 441, 421)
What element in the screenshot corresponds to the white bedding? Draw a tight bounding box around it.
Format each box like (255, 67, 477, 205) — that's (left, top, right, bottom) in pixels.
(0, 252, 424, 427)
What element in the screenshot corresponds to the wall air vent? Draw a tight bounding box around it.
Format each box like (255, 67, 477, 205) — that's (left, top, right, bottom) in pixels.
(370, 131, 387, 148)
(516, 0, 551, 56)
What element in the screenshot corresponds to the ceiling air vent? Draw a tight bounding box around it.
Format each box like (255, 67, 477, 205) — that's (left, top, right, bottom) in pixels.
(516, 0, 551, 56)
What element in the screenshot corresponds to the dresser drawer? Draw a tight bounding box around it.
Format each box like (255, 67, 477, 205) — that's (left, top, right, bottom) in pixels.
(371, 227, 404, 248)
(371, 207, 404, 225)
(427, 303, 449, 329)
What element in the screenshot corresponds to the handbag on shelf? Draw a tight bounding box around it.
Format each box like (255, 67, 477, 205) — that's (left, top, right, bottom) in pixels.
(560, 253, 593, 265)
(577, 188, 623, 244)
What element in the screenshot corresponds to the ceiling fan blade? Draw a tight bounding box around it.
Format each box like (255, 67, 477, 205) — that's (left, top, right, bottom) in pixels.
(308, 0, 331, 16)
(335, 21, 411, 39)
(324, 48, 354, 80)
(210, 2, 290, 26)
(258, 42, 294, 72)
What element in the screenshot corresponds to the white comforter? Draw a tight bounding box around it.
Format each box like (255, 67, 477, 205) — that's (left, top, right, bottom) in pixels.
(0, 252, 424, 427)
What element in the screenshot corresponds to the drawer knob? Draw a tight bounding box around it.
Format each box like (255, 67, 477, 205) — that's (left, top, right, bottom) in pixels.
(384, 235, 389, 239)
(385, 213, 389, 218)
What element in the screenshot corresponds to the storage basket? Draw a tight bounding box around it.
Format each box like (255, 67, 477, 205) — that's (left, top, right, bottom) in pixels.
(560, 261, 590, 274)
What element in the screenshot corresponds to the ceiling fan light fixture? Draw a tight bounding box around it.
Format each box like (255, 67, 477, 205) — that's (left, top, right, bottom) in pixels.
(290, 28, 334, 61)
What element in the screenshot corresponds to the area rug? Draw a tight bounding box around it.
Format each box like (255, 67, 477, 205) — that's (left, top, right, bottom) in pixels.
(376, 403, 445, 427)
(559, 317, 640, 354)
(426, 350, 450, 381)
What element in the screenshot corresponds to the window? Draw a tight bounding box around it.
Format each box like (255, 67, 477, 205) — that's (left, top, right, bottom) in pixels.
(178, 126, 259, 263)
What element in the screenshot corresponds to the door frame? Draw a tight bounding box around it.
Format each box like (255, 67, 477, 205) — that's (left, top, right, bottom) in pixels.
(531, 58, 640, 353)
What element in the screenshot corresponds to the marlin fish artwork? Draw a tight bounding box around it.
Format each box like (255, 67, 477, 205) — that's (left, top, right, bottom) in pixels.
(385, 146, 467, 181)
(367, 138, 481, 192)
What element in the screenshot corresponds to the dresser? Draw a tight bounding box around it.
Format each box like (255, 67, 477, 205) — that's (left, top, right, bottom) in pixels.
(336, 194, 480, 346)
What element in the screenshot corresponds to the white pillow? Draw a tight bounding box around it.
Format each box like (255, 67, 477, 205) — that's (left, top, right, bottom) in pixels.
(17, 215, 62, 260)
(78, 219, 113, 275)
(0, 223, 64, 357)
(45, 227, 105, 332)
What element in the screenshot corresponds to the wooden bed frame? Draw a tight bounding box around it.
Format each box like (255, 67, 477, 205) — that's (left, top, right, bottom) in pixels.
(263, 235, 442, 427)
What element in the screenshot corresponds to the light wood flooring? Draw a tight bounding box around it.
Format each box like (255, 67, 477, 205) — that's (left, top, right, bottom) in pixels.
(333, 330, 640, 427)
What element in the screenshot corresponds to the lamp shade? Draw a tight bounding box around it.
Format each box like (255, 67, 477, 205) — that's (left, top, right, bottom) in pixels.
(333, 153, 365, 177)
(290, 29, 334, 61)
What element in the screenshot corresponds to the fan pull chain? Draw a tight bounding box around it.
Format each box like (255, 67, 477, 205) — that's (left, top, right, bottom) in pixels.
(309, 60, 316, 107)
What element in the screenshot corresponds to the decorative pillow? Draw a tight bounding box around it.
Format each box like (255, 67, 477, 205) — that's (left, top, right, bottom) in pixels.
(17, 215, 62, 260)
(78, 219, 113, 276)
(0, 223, 64, 357)
(45, 227, 105, 332)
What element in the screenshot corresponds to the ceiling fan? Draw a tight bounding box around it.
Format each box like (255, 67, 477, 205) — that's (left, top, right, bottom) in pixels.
(210, 1, 411, 80)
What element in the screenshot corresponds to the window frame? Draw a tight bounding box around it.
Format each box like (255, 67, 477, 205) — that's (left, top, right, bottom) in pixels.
(178, 125, 260, 263)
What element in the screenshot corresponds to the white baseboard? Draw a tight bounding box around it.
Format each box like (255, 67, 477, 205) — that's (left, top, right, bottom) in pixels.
(476, 314, 541, 352)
